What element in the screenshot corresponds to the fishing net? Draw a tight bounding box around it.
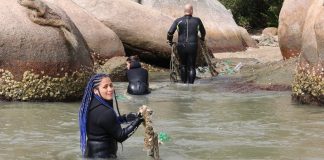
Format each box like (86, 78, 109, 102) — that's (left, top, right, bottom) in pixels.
(140, 105, 160, 160)
(169, 40, 218, 82)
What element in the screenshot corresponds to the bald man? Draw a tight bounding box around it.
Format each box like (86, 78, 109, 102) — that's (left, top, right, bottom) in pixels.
(167, 4, 206, 84)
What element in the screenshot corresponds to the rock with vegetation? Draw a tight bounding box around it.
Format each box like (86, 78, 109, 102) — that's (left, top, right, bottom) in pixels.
(135, 0, 257, 53)
(45, 0, 125, 64)
(0, 0, 93, 101)
(292, 0, 324, 105)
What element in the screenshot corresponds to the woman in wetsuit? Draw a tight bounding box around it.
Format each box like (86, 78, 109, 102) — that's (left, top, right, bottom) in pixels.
(79, 74, 143, 159)
(126, 56, 150, 95)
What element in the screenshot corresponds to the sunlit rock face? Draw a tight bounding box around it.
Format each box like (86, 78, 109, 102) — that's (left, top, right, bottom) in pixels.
(278, 0, 313, 59)
(135, 0, 257, 53)
(289, 0, 324, 105)
(45, 0, 125, 63)
(0, 0, 93, 101)
(72, 0, 256, 63)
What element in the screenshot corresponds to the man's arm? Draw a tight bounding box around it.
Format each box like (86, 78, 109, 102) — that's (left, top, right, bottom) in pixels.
(198, 18, 206, 41)
(167, 19, 178, 42)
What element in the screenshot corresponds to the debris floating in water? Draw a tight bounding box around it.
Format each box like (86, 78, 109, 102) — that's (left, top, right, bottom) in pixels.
(158, 132, 171, 143)
(115, 94, 126, 100)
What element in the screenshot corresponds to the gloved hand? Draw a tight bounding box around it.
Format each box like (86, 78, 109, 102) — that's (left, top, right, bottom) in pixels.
(125, 112, 138, 122)
(119, 112, 140, 123)
(167, 41, 173, 46)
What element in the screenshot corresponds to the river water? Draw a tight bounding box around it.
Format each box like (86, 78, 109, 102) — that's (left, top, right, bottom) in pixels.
(1, 75, 324, 160)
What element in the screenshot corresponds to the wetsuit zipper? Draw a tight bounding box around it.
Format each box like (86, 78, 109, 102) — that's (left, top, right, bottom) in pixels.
(186, 18, 189, 43)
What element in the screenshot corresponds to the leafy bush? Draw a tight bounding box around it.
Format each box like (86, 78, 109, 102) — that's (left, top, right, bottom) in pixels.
(219, 0, 283, 30)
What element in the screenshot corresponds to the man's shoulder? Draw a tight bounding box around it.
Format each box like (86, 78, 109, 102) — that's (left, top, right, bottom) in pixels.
(192, 17, 202, 21)
(175, 17, 183, 22)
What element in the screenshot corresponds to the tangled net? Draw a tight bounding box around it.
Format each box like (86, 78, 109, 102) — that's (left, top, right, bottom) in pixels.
(140, 105, 160, 160)
(169, 39, 218, 82)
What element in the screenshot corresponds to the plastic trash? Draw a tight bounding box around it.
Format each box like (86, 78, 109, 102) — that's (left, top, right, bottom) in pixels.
(116, 94, 126, 100)
(234, 62, 243, 71)
(158, 132, 171, 142)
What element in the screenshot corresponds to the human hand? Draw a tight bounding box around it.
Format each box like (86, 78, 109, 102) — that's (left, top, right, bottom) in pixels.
(125, 112, 137, 122)
(167, 41, 173, 46)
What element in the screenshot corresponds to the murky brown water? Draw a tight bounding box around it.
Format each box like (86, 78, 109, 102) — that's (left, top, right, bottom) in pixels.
(1, 77, 324, 159)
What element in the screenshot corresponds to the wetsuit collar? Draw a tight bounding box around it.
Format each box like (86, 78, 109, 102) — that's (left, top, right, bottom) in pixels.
(129, 61, 141, 69)
(184, 15, 192, 18)
(89, 95, 113, 111)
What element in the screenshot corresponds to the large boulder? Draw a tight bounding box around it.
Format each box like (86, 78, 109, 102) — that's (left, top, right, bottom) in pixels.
(0, 0, 93, 101)
(262, 27, 278, 36)
(96, 56, 128, 82)
(278, 0, 313, 59)
(45, 0, 125, 63)
(71, 0, 256, 62)
(291, 0, 324, 105)
(72, 0, 173, 61)
(134, 0, 257, 52)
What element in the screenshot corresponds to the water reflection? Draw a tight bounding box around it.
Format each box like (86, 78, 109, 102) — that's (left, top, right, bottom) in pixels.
(0, 80, 324, 159)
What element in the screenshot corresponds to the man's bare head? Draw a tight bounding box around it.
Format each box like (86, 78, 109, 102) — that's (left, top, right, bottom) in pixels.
(184, 4, 193, 16)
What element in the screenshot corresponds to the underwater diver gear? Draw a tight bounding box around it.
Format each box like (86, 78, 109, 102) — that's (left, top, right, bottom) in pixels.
(167, 15, 206, 45)
(167, 15, 205, 84)
(85, 140, 117, 159)
(119, 112, 138, 123)
(79, 74, 110, 156)
(188, 66, 196, 84)
(127, 61, 150, 95)
(177, 43, 198, 84)
(180, 65, 187, 83)
(85, 96, 143, 158)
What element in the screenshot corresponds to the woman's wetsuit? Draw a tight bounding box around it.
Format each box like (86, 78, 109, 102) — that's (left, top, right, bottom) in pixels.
(167, 15, 206, 84)
(85, 97, 143, 158)
(127, 61, 150, 95)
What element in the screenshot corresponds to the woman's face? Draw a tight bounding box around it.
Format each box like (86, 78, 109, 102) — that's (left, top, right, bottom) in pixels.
(94, 77, 114, 100)
(126, 61, 131, 70)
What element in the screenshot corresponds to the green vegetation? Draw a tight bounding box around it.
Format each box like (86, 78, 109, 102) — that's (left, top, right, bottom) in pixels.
(219, 0, 283, 30)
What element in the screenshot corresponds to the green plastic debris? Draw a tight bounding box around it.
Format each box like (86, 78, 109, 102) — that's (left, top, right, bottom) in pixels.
(158, 132, 171, 142)
(116, 94, 126, 100)
(224, 60, 232, 65)
(225, 68, 235, 75)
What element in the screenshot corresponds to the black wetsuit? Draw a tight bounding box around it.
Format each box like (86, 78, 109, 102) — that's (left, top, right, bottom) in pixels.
(86, 97, 143, 159)
(167, 15, 206, 84)
(127, 61, 150, 95)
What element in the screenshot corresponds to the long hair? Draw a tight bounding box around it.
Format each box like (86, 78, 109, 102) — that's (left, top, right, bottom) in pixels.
(79, 74, 109, 156)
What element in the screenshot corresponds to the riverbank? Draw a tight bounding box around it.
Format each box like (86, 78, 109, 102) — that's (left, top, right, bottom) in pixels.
(210, 46, 295, 92)
(143, 45, 294, 93)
